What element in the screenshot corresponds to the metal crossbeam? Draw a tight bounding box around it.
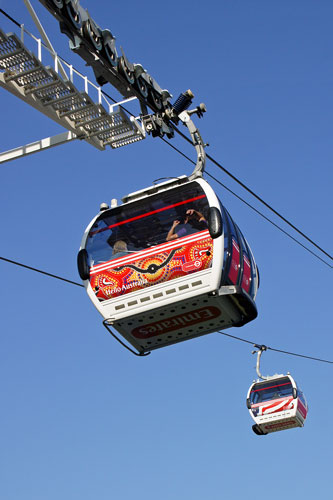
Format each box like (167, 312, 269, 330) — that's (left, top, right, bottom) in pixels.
(0, 131, 77, 164)
(0, 27, 145, 161)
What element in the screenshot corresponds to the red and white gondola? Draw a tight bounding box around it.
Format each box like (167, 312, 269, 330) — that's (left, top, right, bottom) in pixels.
(247, 347, 308, 435)
(77, 107, 259, 355)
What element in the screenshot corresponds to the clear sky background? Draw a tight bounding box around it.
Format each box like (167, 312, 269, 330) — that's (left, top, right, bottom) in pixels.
(1, 1, 332, 499)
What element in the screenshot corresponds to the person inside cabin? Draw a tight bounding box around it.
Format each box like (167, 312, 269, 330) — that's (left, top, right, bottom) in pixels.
(166, 208, 207, 241)
(112, 240, 129, 258)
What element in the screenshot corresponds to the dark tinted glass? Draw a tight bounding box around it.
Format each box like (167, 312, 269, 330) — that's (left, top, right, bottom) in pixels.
(85, 182, 209, 266)
(297, 388, 307, 407)
(250, 377, 293, 404)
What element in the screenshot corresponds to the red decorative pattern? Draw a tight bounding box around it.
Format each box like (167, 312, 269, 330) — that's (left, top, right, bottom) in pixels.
(256, 397, 294, 416)
(90, 233, 213, 301)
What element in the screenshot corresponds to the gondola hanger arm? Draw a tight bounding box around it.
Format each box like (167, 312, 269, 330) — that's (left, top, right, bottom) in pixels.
(179, 103, 207, 180)
(252, 344, 269, 380)
(252, 344, 286, 380)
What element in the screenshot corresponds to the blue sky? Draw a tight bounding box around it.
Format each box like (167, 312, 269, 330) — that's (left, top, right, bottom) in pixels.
(1, 1, 332, 499)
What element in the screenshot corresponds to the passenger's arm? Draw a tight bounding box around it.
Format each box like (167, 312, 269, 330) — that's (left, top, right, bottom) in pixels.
(166, 220, 180, 241)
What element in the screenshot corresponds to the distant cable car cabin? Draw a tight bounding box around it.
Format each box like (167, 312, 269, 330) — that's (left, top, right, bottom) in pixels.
(247, 346, 308, 435)
(77, 104, 259, 355)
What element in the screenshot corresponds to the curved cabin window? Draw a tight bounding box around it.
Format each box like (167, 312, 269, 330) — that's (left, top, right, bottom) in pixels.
(297, 388, 307, 407)
(218, 202, 231, 283)
(85, 182, 210, 266)
(236, 228, 252, 295)
(224, 209, 241, 286)
(248, 246, 259, 299)
(250, 377, 293, 404)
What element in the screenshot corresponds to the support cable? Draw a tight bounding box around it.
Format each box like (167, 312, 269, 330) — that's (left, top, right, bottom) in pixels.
(0, 256, 83, 287)
(160, 139, 332, 268)
(206, 172, 332, 268)
(217, 330, 333, 365)
(0, 256, 332, 364)
(172, 125, 333, 261)
(0, 8, 21, 28)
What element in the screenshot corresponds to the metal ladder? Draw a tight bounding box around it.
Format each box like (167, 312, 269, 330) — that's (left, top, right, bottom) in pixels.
(0, 27, 145, 155)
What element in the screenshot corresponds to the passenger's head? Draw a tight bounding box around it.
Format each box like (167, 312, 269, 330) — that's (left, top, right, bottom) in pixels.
(113, 240, 127, 254)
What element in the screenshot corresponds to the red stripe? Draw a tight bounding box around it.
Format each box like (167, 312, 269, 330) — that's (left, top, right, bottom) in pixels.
(90, 194, 206, 235)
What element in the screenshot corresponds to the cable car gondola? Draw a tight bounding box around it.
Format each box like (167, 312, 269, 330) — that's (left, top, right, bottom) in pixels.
(247, 346, 308, 435)
(77, 103, 259, 355)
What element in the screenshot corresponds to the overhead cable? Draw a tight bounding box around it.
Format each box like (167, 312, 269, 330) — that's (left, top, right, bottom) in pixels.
(0, 256, 332, 365)
(160, 138, 332, 268)
(218, 330, 333, 365)
(0, 256, 83, 287)
(172, 125, 333, 261)
(206, 172, 332, 268)
(0, 7, 21, 27)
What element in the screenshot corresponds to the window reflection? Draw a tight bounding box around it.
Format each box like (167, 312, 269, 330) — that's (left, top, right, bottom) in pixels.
(86, 183, 209, 266)
(297, 388, 307, 407)
(250, 377, 293, 404)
